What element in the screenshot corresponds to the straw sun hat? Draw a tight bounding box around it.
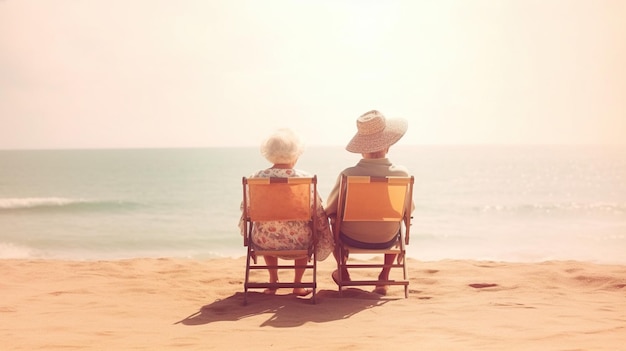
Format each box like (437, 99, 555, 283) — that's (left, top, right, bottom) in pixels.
(345, 110, 408, 153)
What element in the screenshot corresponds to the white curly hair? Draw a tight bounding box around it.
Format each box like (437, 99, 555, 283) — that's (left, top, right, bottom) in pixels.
(260, 128, 305, 164)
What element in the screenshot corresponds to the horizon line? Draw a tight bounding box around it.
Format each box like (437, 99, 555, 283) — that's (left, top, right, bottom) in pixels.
(1, 143, 624, 152)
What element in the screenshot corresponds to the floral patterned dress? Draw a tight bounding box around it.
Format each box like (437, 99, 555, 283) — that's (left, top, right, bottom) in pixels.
(239, 168, 334, 260)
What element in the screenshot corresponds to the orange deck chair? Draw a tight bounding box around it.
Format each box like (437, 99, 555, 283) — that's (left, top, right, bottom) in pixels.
(333, 175, 414, 298)
(241, 176, 318, 305)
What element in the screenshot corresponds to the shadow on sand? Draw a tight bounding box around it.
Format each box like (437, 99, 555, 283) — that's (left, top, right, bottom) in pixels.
(175, 288, 395, 328)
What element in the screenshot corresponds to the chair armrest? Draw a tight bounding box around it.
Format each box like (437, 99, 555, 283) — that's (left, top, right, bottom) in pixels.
(243, 221, 252, 247)
(404, 215, 412, 245)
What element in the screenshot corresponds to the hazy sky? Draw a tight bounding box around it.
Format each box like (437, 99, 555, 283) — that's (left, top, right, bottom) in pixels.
(1, 0, 625, 149)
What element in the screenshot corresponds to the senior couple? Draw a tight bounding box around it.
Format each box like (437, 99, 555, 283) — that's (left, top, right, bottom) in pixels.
(240, 110, 414, 296)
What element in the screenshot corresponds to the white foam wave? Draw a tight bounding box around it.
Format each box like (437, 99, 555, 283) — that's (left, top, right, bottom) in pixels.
(478, 202, 626, 214)
(0, 242, 39, 259)
(0, 197, 83, 210)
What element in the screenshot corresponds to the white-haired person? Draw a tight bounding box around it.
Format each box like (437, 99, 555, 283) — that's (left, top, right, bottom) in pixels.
(325, 110, 415, 295)
(239, 128, 334, 296)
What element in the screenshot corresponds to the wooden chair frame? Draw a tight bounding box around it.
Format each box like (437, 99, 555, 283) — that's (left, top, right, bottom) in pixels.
(241, 176, 318, 305)
(333, 175, 414, 298)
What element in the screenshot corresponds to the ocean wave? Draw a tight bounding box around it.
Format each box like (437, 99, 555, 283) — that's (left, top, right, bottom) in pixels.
(0, 197, 141, 213)
(0, 242, 39, 259)
(477, 202, 626, 215)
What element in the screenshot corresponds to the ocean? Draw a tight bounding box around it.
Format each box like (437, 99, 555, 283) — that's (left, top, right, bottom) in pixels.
(1, 145, 625, 264)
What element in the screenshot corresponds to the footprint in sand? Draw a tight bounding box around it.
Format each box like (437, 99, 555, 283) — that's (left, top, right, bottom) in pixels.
(469, 283, 499, 289)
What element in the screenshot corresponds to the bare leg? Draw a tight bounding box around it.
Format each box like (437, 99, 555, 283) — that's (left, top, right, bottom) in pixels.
(292, 257, 312, 296)
(374, 253, 397, 295)
(332, 245, 350, 283)
(263, 255, 278, 294)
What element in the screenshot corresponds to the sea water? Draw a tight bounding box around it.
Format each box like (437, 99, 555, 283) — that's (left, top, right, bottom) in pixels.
(1, 146, 624, 263)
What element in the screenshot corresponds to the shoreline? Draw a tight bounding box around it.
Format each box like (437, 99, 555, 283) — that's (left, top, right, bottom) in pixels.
(2, 257, 625, 350)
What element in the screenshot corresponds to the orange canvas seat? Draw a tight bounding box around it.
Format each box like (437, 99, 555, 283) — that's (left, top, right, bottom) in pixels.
(333, 175, 414, 298)
(241, 176, 318, 304)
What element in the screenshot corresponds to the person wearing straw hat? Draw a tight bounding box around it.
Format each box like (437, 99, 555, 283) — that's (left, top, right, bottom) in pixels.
(326, 110, 415, 295)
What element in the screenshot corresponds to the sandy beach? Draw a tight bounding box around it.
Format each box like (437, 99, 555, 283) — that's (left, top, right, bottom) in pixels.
(1, 257, 625, 350)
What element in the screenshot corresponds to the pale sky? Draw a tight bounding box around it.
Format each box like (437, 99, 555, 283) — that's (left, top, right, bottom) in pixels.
(1, 0, 625, 149)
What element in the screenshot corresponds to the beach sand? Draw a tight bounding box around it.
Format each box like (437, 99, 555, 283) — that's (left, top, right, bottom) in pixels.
(1, 257, 625, 350)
